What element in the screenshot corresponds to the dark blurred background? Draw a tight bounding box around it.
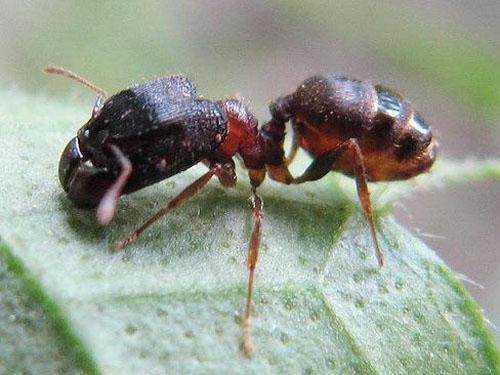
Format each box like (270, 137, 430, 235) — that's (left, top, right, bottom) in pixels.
(1, 1, 499, 341)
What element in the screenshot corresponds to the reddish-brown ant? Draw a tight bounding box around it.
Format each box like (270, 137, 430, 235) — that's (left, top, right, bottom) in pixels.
(261, 74, 437, 268)
(45, 68, 436, 355)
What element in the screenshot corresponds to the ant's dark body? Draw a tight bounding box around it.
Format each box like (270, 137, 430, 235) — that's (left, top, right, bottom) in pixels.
(45, 67, 437, 355)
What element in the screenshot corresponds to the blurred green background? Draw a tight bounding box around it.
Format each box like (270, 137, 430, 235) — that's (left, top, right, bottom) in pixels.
(1, 0, 499, 341)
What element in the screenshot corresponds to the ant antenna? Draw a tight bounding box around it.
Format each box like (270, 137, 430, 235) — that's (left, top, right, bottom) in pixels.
(43, 66, 108, 98)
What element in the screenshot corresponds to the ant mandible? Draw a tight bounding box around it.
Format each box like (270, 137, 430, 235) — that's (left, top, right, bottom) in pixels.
(45, 68, 436, 355)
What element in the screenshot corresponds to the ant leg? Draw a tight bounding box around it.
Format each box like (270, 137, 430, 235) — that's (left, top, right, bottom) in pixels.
(43, 66, 108, 97)
(285, 128, 299, 166)
(241, 186, 263, 355)
(202, 159, 237, 188)
(347, 139, 385, 268)
(96, 145, 132, 225)
(114, 164, 234, 250)
(291, 139, 384, 268)
(292, 146, 347, 184)
(266, 163, 294, 184)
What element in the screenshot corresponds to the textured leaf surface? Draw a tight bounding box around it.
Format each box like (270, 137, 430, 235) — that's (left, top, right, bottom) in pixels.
(0, 91, 498, 374)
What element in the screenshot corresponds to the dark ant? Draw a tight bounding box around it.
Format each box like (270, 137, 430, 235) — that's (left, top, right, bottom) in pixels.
(45, 68, 437, 355)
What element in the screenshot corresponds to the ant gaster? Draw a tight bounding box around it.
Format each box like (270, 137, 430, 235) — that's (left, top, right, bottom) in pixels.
(261, 74, 437, 268)
(45, 68, 437, 355)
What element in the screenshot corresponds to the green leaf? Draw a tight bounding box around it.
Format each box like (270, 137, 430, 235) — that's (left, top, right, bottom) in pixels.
(0, 90, 498, 373)
(0, 241, 98, 374)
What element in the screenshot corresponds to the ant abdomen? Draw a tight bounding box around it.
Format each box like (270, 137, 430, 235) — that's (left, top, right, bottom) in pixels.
(269, 74, 437, 181)
(261, 73, 439, 270)
(374, 85, 434, 162)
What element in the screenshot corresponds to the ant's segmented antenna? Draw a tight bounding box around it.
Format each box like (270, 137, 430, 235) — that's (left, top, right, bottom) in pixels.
(43, 66, 108, 98)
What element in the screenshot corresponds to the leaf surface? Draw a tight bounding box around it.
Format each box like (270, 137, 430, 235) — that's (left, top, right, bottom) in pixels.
(0, 91, 498, 374)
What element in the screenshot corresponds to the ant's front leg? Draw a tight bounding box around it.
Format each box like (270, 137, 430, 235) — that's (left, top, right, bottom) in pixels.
(291, 138, 384, 268)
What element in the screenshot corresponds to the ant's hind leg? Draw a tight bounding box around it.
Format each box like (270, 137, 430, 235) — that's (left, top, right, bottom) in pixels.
(114, 163, 235, 250)
(347, 139, 385, 268)
(241, 186, 263, 355)
(291, 138, 384, 268)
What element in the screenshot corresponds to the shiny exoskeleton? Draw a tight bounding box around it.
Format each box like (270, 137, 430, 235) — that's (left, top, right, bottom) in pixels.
(260, 74, 437, 269)
(45, 66, 269, 356)
(56, 72, 266, 215)
(46, 68, 436, 356)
